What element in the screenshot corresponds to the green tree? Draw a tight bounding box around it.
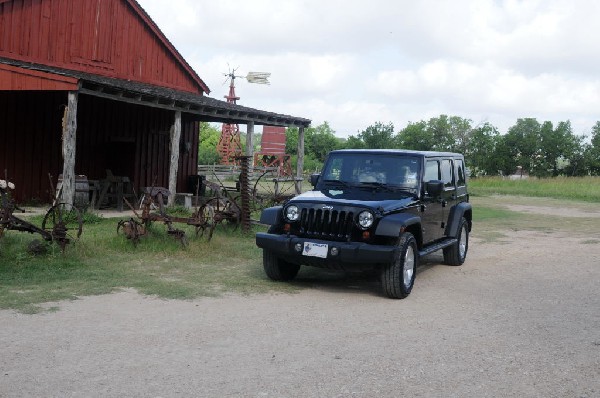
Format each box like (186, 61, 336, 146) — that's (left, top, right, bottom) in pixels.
(285, 127, 299, 156)
(585, 121, 600, 175)
(397, 115, 474, 153)
(307, 122, 342, 161)
(501, 118, 542, 176)
(426, 115, 457, 151)
(445, 116, 473, 154)
(538, 121, 581, 177)
(468, 122, 501, 175)
(285, 122, 343, 171)
(198, 122, 221, 164)
(397, 120, 432, 150)
(342, 135, 366, 149)
(356, 122, 396, 149)
(562, 134, 588, 176)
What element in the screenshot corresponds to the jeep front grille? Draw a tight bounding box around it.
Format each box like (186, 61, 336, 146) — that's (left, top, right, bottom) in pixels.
(299, 208, 354, 241)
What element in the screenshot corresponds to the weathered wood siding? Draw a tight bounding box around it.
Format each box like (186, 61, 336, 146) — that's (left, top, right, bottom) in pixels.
(75, 95, 199, 196)
(0, 0, 207, 93)
(0, 91, 199, 202)
(0, 63, 80, 90)
(0, 91, 65, 202)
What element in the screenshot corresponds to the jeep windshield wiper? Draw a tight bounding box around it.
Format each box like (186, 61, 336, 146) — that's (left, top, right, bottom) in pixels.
(322, 179, 352, 188)
(358, 181, 395, 192)
(359, 182, 418, 197)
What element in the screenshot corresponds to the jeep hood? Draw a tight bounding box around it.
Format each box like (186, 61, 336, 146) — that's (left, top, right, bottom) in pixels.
(288, 190, 417, 213)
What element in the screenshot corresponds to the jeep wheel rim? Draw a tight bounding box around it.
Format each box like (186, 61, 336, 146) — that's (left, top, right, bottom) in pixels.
(403, 245, 415, 288)
(459, 225, 467, 259)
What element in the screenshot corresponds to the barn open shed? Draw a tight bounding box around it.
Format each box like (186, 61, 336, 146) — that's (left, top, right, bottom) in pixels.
(0, 0, 310, 206)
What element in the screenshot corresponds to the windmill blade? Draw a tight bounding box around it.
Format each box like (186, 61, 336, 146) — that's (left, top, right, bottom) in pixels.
(222, 65, 242, 85)
(246, 72, 271, 85)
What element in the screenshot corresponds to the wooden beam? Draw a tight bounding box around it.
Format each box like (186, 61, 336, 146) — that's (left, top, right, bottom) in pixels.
(297, 126, 305, 180)
(78, 88, 310, 127)
(168, 110, 182, 206)
(60, 91, 79, 208)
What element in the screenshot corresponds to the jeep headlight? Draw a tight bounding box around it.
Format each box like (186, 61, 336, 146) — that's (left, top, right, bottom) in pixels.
(284, 205, 300, 222)
(357, 210, 374, 229)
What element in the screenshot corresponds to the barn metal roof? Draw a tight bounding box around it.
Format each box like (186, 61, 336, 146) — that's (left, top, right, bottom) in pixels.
(0, 57, 311, 128)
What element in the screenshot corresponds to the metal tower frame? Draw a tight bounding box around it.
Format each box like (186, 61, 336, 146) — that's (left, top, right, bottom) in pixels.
(216, 72, 243, 165)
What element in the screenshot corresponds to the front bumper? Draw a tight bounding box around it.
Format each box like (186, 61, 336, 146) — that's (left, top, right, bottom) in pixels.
(255, 232, 396, 265)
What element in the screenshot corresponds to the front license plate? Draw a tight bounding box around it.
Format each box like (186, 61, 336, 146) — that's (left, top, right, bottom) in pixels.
(302, 242, 328, 258)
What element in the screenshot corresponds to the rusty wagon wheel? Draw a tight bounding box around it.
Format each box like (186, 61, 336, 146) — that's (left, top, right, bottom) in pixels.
(190, 203, 214, 237)
(198, 197, 241, 240)
(251, 172, 296, 213)
(207, 197, 241, 225)
(117, 218, 146, 247)
(42, 203, 83, 250)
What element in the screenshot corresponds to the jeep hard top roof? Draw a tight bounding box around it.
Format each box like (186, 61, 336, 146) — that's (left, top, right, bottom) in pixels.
(327, 149, 464, 158)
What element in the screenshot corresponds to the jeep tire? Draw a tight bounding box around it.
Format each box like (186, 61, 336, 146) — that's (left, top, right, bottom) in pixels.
(263, 250, 301, 281)
(443, 217, 469, 266)
(381, 232, 418, 299)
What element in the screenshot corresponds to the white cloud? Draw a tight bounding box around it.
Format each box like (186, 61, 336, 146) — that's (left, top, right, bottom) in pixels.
(137, 0, 600, 137)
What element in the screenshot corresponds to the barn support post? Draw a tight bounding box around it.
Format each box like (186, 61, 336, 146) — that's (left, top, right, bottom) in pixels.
(245, 121, 254, 167)
(296, 126, 305, 179)
(168, 110, 182, 206)
(60, 91, 79, 209)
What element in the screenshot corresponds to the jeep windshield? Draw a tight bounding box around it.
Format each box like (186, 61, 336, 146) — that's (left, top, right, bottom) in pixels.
(318, 153, 421, 195)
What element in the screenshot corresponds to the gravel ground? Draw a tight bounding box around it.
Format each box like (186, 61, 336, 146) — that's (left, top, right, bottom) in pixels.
(1, 208, 599, 397)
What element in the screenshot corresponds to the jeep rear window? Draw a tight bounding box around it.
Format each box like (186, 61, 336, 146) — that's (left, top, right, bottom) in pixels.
(320, 153, 421, 190)
(456, 159, 466, 187)
(441, 159, 455, 188)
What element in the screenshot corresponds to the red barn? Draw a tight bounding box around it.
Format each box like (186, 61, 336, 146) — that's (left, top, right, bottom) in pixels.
(0, 0, 310, 205)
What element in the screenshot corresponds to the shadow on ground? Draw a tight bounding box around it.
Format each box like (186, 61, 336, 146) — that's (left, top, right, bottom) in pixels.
(283, 252, 447, 298)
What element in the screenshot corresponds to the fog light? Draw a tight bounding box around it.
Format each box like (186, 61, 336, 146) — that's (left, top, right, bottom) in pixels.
(330, 247, 339, 256)
(295, 243, 303, 252)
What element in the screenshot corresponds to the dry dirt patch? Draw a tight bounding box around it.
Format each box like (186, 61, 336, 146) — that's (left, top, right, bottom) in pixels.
(504, 204, 600, 218)
(1, 200, 599, 397)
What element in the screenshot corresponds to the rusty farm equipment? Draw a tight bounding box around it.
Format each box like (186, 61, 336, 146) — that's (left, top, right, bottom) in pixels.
(0, 177, 83, 252)
(116, 155, 302, 247)
(117, 184, 242, 246)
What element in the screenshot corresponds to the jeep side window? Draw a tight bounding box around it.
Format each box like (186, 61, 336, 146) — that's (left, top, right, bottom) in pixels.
(456, 159, 466, 187)
(441, 159, 455, 188)
(424, 160, 439, 181)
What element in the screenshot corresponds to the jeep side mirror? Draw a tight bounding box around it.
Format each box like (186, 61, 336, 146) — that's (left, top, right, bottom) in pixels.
(310, 173, 320, 187)
(425, 180, 444, 197)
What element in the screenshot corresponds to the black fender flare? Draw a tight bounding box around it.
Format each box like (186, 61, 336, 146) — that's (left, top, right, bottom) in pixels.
(445, 202, 472, 237)
(375, 213, 421, 237)
(259, 206, 284, 225)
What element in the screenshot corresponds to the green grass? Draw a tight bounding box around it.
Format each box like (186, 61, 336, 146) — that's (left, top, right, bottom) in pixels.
(0, 214, 300, 313)
(2, 181, 599, 313)
(469, 176, 600, 203)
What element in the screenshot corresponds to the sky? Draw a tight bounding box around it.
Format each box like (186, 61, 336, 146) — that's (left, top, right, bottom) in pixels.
(136, 0, 600, 138)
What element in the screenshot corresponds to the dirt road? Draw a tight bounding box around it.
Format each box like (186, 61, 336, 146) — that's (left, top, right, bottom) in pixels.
(1, 202, 599, 397)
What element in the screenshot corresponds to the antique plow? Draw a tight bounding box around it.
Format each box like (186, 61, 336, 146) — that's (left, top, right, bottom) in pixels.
(0, 177, 83, 252)
(117, 184, 241, 246)
(118, 187, 192, 247)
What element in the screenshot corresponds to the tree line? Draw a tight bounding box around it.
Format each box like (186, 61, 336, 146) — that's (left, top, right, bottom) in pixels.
(285, 116, 600, 177)
(198, 117, 600, 177)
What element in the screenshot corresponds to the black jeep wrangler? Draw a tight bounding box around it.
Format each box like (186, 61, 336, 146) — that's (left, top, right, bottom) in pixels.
(255, 149, 472, 299)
